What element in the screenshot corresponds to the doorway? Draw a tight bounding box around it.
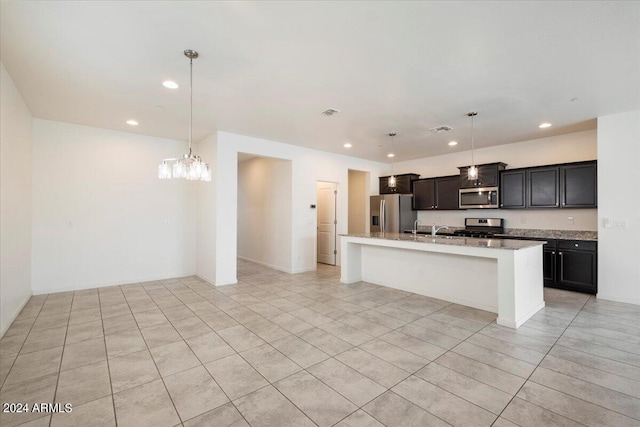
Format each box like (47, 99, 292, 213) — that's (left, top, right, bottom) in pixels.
(317, 181, 337, 265)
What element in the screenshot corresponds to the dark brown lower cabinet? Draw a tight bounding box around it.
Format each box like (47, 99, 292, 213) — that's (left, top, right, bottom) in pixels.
(500, 237, 597, 295)
(544, 239, 597, 294)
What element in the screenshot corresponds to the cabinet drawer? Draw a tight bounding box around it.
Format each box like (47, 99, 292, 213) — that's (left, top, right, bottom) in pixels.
(557, 240, 597, 251)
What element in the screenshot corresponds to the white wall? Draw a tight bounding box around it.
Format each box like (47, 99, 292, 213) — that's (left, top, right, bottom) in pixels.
(196, 133, 217, 284)
(394, 130, 598, 231)
(1, 62, 33, 336)
(31, 119, 197, 294)
(211, 131, 386, 284)
(597, 110, 640, 305)
(348, 170, 368, 234)
(237, 156, 293, 272)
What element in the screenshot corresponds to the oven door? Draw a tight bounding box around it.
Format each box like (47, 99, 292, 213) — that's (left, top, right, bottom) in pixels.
(459, 187, 499, 209)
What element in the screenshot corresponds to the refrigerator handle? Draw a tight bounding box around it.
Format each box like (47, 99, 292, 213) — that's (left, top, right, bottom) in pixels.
(380, 199, 385, 233)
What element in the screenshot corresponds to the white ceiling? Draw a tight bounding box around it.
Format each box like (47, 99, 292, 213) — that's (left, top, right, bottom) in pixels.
(1, 1, 639, 162)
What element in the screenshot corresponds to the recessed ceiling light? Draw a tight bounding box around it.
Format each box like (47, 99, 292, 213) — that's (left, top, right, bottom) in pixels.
(448, 141, 458, 146)
(387, 153, 395, 158)
(343, 143, 352, 148)
(126, 120, 139, 126)
(163, 81, 179, 89)
(539, 123, 552, 128)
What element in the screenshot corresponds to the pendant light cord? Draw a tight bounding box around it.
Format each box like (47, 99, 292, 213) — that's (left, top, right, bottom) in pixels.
(470, 113, 475, 167)
(188, 56, 193, 156)
(391, 135, 395, 174)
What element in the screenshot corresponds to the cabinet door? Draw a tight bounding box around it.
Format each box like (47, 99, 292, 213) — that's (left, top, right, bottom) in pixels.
(412, 179, 436, 210)
(396, 175, 414, 194)
(500, 170, 526, 208)
(557, 250, 597, 293)
(379, 177, 393, 194)
(435, 176, 460, 210)
(477, 165, 499, 187)
(527, 167, 559, 208)
(459, 166, 490, 188)
(561, 162, 597, 208)
(543, 249, 556, 285)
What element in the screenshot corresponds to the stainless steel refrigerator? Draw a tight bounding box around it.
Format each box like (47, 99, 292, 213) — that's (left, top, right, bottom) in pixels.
(370, 194, 416, 233)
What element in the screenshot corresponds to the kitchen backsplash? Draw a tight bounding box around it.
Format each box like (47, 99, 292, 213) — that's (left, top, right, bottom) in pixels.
(416, 208, 597, 231)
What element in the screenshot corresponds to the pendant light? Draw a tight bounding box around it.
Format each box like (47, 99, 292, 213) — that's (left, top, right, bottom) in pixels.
(158, 50, 211, 182)
(467, 111, 478, 180)
(387, 132, 397, 190)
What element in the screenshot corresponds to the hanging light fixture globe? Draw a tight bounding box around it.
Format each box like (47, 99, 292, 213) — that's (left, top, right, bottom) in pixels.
(158, 50, 211, 182)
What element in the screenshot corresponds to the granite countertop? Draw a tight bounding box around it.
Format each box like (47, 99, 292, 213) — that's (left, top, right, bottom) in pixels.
(499, 228, 597, 241)
(407, 226, 597, 241)
(342, 232, 545, 250)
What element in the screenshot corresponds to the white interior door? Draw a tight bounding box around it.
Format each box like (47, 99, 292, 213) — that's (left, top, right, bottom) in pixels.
(317, 182, 337, 265)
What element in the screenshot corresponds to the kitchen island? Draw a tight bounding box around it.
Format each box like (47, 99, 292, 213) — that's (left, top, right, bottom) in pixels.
(340, 233, 546, 329)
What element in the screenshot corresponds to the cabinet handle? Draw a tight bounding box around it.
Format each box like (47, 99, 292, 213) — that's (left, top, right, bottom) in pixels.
(574, 243, 579, 247)
(559, 252, 564, 281)
(435, 205, 438, 208)
(500, 204, 503, 207)
(552, 251, 555, 255)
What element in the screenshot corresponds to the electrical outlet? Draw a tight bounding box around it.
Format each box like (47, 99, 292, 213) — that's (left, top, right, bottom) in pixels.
(520, 216, 527, 225)
(567, 216, 574, 225)
(66, 221, 74, 229)
(603, 218, 611, 228)
(418, 269, 424, 278)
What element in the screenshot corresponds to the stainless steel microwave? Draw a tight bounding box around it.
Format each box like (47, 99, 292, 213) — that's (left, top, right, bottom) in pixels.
(459, 187, 499, 209)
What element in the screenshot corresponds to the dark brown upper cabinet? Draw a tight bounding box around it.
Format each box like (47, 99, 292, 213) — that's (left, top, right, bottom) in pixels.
(527, 166, 560, 208)
(412, 175, 460, 210)
(560, 162, 597, 208)
(458, 163, 506, 188)
(499, 160, 597, 209)
(500, 169, 526, 208)
(379, 173, 419, 194)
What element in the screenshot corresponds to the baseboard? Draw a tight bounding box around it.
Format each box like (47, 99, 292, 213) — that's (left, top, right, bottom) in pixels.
(291, 267, 317, 274)
(31, 271, 197, 295)
(237, 256, 293, 274)
(214, 278, 238, 286)
(195, 274, 215, 286)
(0, 292, 32, 339)
(596, 293, 640, 306)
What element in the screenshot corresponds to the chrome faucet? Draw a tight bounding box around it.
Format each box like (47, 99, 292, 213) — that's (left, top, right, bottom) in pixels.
(412, 219, 422, 236)
(432, 224, 449, 237)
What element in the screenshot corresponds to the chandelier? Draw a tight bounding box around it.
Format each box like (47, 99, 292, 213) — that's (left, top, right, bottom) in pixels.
(158, 50, 211, 181)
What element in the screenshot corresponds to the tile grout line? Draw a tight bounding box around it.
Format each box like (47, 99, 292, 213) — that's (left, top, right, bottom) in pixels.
(118, 285, 185, 426)
(0, 295, 46, 391)
(49, 292, 73, 427)
(488, 293, 593, 426)
(8, 266, 640, 427)
(521, 296, 640, 423)
(96, 288, 119, 427)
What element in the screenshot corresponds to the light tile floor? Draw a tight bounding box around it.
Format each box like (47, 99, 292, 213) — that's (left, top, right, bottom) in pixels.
(1, 259, 639, 426)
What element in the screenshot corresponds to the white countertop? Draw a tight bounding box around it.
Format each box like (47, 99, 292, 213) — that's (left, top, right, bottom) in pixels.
(341, 232, 545, 250)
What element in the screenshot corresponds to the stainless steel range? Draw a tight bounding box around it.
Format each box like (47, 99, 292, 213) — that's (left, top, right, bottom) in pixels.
(453, 218, 504, 238)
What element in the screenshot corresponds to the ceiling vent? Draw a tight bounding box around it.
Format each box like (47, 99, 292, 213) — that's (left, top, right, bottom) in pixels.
(321, 108, 340, 116)
(429, 125, 453, 133)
